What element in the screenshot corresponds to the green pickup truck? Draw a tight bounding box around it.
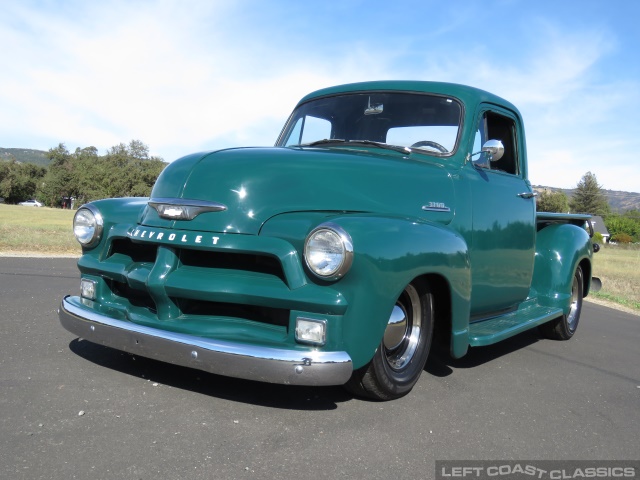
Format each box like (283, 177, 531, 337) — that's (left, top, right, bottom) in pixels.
(59, 81, 600, 400)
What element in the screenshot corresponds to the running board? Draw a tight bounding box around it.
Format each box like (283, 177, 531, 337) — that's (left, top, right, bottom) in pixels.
(468, 304, 563, 347)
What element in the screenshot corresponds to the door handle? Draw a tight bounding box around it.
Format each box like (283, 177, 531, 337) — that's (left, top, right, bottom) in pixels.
(517, 192, 538, 199)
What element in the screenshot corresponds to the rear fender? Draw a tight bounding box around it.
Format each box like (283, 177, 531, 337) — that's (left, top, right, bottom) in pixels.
(532, 223, 593, 313)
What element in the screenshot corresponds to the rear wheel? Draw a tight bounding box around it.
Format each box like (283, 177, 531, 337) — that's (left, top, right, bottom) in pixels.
(346, 280, 434, 400)
(540, 265, 584, 340)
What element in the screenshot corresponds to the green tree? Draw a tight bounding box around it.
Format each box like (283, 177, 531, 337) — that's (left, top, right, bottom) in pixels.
(569, 172, 610, 215)
(97, 140, 166, 200)
(624, 209, 640, 222)
(36, 140, 166, 205)
(591, 231, 604, 245)
(0, 159, 46, 203)
(38, 144, 77, 207)
(605, 214, 640, 243)
(612, 233, 633, 244)
(0, 161, 10, 199)
(537, 190, 569, 213)
(73, 146, 103, 203)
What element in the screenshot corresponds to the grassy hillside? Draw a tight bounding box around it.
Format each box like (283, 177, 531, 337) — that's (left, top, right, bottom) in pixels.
(602, 190, 640, 212)
(0, 147, 50, 167)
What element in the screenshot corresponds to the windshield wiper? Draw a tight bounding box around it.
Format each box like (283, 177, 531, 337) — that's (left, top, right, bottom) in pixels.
(346, 140, 411, 154)
(296, 139, 347, 147)
(297, 138, 410, 154)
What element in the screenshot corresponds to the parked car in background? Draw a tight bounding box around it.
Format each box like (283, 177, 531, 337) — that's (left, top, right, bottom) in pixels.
(18, 199, 43, 207)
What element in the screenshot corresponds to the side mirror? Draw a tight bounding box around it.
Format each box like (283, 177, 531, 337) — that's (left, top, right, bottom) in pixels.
(481, 139, 504, 162)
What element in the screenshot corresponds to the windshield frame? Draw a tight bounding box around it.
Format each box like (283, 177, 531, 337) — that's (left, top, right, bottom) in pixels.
(275, 90, 465, 158)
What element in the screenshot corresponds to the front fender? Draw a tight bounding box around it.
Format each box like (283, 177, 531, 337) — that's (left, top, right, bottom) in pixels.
(337, 215, 472, 365)
(532, 223, 593, 313)
(262, 213, 471, 367)
(77, 198, 150, 255)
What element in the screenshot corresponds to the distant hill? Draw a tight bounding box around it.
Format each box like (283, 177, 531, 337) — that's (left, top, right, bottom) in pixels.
(533, 186, 640, 213)
(601, 189, 640, 212)
(0, 148, 50, 167)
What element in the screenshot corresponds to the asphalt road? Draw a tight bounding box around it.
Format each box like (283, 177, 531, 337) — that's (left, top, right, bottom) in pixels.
(1, 257, 639, 480)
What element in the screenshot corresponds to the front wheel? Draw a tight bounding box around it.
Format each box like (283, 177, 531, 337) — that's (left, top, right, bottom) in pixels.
(540, 265, 584, 340)
(345, 280, 434, 400)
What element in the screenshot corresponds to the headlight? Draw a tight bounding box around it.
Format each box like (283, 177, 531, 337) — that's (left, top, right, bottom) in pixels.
(73, 205, 103, 248)
(304, 222, 353, 281)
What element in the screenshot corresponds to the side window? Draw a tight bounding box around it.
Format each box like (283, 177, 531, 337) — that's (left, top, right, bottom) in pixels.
(473, 111, 519, 175)
(485, 112, 518, 175)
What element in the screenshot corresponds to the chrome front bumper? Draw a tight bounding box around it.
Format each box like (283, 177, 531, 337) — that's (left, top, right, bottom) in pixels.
(58, 296, 353, 386)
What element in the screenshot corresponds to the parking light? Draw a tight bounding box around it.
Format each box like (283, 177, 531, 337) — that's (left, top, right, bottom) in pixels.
(295, 317, 327, 346)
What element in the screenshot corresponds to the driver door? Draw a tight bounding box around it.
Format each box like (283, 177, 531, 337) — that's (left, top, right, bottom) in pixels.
(466, 106, 536, 318)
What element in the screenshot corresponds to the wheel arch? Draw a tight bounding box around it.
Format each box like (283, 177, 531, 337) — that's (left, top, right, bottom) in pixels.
(578, 257, 592, 297)
(412, 273, 453, 358)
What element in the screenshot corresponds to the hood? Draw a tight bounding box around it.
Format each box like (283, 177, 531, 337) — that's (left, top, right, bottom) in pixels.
(142, 147, 456, 234)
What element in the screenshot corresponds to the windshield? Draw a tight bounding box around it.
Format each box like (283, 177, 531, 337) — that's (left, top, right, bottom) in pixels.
(276, 92, 462, 155)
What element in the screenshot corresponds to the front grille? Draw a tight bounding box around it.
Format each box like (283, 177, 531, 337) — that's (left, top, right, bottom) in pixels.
(109, 238, 157, 263)
(104, 236, 290, 330)
(109, 280, 156, 312)
(177, 248, 286, 283)
(108, 238, 286, 283)
(174, 298, 289, 328)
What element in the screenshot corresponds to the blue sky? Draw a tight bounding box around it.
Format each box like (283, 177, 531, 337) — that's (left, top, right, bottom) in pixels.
(1, 0, 638, 192)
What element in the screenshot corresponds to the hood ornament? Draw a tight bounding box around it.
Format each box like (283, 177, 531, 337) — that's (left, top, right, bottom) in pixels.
(148, 198, 227, 221)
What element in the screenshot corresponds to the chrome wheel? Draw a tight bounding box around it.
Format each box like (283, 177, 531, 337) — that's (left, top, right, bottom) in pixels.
(566, 274, 580, 332)
(384, 284, 422, 371)
(540, 265, 584, 340)
(345, 279, 434, 400)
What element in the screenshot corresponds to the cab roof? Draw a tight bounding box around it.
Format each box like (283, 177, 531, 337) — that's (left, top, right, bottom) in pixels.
(298, 81, 519, 115)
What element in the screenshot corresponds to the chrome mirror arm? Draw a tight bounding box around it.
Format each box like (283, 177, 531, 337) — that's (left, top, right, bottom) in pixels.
(469, 139, 505, 165)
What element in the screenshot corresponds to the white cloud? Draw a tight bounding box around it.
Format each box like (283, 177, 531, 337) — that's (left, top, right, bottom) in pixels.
(0, 1, 387, 158)
(0, 1, 637, 192)
(405, 20, 639, 192)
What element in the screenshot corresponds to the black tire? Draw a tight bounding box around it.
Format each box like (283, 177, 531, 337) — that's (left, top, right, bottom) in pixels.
(540, 265, 584, 340)
(345, 280, 434, 400)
